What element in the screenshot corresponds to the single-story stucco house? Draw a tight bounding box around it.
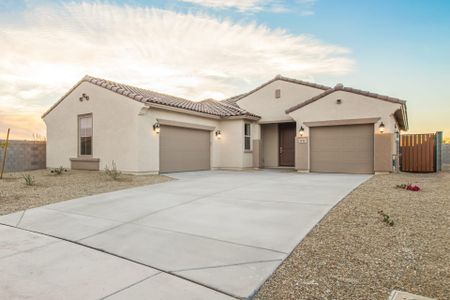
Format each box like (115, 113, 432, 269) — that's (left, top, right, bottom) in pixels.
(42, 75, 408, 174)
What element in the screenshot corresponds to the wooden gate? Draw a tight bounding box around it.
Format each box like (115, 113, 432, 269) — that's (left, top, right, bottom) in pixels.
(400, 133, 435, 172)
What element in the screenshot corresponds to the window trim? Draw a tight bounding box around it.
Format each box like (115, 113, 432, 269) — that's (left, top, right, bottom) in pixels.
(78, 113, 93, 157)
(244, 123, 251, 151)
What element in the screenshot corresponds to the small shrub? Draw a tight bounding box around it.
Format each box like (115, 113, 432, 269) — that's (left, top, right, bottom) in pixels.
(104, 161, 122, 180)
(50, 166, 68, 175)
(378, 210, 394, 226)
(22, 174, 35, 186)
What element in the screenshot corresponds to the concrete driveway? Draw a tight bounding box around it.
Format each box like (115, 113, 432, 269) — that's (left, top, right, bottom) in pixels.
(0, 170, 370, 299)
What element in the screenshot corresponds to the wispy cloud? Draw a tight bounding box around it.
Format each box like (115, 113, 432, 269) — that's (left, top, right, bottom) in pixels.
(178, 0, 311, 14)
(179, 0, 266, 12)
(0, 2, 353, 139)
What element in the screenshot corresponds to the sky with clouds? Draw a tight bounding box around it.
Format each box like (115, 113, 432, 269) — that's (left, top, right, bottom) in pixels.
(0, 0, 449, 139)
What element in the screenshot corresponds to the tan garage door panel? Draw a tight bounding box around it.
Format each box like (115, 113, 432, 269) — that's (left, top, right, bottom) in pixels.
(310, 124, 374, 174)
(160, 126, 211, 173)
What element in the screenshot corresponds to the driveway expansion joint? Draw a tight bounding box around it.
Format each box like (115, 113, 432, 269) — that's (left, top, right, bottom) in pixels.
(15, 210, 27, 227)
(134, 224, 288, 255)
(3, 224, 241, 300)
(98, 272, 162, 300)
(171, 258, 283, 273)
(76, 180, 276, 243)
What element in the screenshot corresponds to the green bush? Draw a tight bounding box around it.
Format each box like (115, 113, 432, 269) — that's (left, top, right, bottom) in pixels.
(378, 210, 394, 226)
(50, 166, 68, 175)
(104, 161, 122, 180)
(22, 174, 35, 186)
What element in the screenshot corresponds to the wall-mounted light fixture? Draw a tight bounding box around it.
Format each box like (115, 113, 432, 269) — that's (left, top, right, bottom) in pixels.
(298, 126, 305, 137)
(215, 130, 222, 139)
(379, 122, 385, 134)
(153, 122, 160, 134)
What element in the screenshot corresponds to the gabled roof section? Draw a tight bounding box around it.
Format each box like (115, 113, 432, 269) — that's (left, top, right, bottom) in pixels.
(285, 83, 407, 114)
(221, 75, 330, 107)
(42, 75, 260, 119)
(285, 83, 408, 130)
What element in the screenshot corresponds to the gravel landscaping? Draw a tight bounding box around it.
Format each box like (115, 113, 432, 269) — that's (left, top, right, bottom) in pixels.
(255, 172, 450, 300)
(0, 169, 171, 216)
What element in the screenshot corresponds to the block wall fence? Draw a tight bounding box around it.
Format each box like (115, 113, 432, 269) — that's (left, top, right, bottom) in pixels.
(0, 141, 46, 173)
(442, 144, 450, 171)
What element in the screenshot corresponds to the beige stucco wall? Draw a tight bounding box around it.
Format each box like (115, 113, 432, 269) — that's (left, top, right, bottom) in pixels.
(44, 82, 143, 171)
(236, 80, 325, 123)
(136, 108, 221, 173)
(217, 119, 254, 169)
(261, 124, 278, 167)
(44, 82, 257, 173)
(288, 90, 403, 172)
(374, 133, 395, 172)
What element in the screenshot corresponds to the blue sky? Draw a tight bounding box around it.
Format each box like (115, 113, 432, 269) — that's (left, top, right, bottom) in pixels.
(0, 0, 449, 139)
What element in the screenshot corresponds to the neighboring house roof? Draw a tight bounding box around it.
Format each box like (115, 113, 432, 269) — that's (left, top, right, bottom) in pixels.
(42, 75, 260, 119)
(285, 83, 408, 130)
(222, 74, 330, 106)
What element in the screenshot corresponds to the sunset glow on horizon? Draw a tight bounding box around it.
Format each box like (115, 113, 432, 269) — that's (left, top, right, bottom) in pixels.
(1, 0, 449, 140)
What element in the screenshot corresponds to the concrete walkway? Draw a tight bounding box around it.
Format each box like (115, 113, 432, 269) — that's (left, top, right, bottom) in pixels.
(0, 170, 370, 299)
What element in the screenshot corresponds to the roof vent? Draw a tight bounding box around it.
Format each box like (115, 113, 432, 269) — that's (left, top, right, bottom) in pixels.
(275, 74, 282, 79)
(335, 83, 344, 89)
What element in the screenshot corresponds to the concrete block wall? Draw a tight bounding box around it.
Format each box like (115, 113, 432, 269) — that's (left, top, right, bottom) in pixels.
(442, 144, 450, 171)
(0, 141, 46, 173)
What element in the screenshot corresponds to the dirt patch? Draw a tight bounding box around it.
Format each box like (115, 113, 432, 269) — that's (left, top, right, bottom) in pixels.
(0, 169, 172, 216)
(255, 172, 450, 300)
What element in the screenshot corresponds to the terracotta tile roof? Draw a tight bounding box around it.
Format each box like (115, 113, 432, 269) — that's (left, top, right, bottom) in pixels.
(285, 83, 407, 114)
(222, 75, 330, 106)
(42, 75, 260, 119)
(86, 76, 261, 118)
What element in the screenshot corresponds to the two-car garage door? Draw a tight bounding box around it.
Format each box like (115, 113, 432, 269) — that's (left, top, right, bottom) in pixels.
(159, 125, 211, 173)
(310, 124, 374, 174)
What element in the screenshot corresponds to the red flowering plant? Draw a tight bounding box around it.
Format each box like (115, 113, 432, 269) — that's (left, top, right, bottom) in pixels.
(396, 183, 421, 192)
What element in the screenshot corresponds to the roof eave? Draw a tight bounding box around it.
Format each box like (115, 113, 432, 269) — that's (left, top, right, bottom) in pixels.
(41, 76, 90, 119)
(223, 115, 261, 121)
(395, 104, 408, 131)
(226, 75, 330, 106)
(145, 103, 222, 119)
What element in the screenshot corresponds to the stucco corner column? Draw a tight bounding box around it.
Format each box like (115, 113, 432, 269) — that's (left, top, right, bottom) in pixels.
(252, 139, 262, 168)
(374, 133, 395, 173)
(295, 137, 309, 172)
(295, 123, 309, 172)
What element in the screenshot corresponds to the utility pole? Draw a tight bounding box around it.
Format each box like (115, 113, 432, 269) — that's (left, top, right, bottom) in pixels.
(0, 128, 11, 179)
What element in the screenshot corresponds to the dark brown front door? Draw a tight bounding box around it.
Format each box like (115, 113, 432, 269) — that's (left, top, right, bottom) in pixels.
(279, 123, 296, 167)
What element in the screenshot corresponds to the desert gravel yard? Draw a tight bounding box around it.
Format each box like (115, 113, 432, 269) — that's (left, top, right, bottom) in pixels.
(255, 172, 450, 300)
(0, 169, 171, 216)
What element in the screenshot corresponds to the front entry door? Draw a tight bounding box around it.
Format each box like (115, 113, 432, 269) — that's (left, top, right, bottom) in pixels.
(279, 123, 296, 167)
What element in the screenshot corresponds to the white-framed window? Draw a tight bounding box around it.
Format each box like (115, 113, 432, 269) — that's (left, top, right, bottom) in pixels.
(244, 123, 251, 151)
(275, 89, 281, 99)
(79, 114, 93, 156)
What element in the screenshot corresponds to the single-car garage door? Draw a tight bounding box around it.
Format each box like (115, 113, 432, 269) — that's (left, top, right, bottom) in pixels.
(160, 125, 211, 173)
(310, 124, 374, 174)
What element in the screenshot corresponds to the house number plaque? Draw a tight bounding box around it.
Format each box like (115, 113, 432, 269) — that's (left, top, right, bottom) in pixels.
(298, 137, 308, 144)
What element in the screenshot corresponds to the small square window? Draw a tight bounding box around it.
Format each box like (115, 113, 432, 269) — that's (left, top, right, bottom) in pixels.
(275, 89, 281, 99)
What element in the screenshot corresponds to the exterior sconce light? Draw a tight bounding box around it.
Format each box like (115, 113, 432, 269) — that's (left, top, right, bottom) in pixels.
(379, 122, 385, 134)
(153, 122, 160, 134)
(298, 126, 305, 137)
(215, 130, 222, 139)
